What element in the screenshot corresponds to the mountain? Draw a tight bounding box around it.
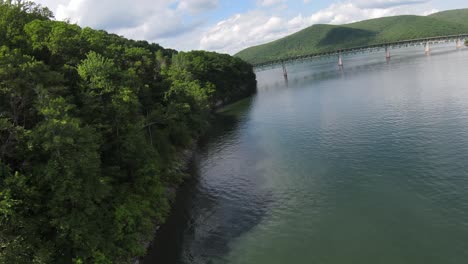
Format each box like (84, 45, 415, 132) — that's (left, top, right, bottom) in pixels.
(429, 8, 468, 26)
(235, 9, 468, 65)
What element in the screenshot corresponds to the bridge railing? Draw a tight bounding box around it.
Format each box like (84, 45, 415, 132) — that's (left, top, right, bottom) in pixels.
(253, 33, 468, 69)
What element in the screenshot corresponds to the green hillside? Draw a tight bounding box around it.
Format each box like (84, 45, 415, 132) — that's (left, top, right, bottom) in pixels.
(429, 8, 468, 26)
(235, 9, 468, 64)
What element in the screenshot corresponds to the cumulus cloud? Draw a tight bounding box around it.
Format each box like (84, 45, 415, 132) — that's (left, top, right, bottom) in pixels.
(200, 12, 294, 54)
(290, 1, 436, 26)
(354, 0, 429, 9)
(200, 0, 437, 54)
(257, 0, 285, 7)
(177, 0, 219, 13)
(53, 0, 217, 39)
(33, 0, 217, 49)
(299, 2, 396, 25)
(55, 0, 158, 30)
(33, 0, 439, 54)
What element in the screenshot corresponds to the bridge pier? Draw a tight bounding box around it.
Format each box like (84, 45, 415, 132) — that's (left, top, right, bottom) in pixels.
(254, 34, 468, 72)
(425, 42, 430, 54)
(338, 53, 343, 67)
(282, 62, 288, 79)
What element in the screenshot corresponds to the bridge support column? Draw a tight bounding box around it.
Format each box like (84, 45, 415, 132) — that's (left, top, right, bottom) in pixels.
(456, 38, 462, 49)
(425, 42, 430, 54)
(385, 46, 391, 59)
(338, 53, 343, 67)
(282, 62, 288, 79)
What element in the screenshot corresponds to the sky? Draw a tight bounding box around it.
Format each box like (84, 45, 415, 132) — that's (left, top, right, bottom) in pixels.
(32, 0, 468, 54)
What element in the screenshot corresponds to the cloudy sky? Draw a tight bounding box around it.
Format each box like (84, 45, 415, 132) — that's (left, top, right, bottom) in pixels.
(33, 0, 468, 54)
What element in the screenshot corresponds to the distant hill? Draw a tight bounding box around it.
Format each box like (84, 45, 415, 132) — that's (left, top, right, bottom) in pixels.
(429, 9, 468, 26)
(235, 9, 468, 65)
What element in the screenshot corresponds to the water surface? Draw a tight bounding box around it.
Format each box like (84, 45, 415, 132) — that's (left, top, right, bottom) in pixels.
(144, 45, 468, 264)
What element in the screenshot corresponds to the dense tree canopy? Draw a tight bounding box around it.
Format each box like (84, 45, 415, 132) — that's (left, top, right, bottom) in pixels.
(0, 1, 256, 263)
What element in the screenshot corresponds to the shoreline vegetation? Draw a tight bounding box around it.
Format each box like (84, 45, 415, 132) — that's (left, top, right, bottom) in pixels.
(134, 137, 197, 264)
(0, 1, 256, 263)
(137, 97, 252, 263)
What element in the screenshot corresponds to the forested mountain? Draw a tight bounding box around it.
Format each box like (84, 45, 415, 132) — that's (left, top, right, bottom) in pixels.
(429, 8, 468, 26)
(0, 1, 256, 263)
(235, 9, 468, 64)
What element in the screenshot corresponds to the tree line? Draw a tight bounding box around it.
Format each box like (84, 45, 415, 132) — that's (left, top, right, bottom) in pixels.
(0, 1, 256, 263)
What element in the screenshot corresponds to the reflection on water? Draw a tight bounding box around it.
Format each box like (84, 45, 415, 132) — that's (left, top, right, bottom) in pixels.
(144, 45, 468, 264)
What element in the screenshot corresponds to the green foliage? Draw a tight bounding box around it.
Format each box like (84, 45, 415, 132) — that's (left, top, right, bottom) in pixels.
(25, 20, 85, 66)
(0, 0, 52, 49)
(171, 51, 256, 104)
(0, 1, 256, 263)
(78, 51, 117, 92)
(235, 9, 468, 64)
(429, 8, 468, 26)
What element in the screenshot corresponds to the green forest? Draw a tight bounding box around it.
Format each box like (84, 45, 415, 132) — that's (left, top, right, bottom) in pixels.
(236, 8, 468, 64)
(0, 1, 256, 263)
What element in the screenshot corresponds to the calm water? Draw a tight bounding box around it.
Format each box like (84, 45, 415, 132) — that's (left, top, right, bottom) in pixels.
(144, 45, 468, 264)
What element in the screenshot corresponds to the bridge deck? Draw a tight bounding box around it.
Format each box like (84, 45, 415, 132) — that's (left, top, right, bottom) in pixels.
(254, 34, 468, 71)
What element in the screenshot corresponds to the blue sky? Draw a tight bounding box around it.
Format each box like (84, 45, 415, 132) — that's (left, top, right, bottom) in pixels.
(33, 0, 468, 54)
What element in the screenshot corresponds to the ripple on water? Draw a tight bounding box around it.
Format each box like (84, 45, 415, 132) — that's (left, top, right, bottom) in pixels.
(147, 47, 468, 264)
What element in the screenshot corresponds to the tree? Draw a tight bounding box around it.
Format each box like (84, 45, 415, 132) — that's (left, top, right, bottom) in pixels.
(0, 2, 257, 262)
(0, 0, 52, 49)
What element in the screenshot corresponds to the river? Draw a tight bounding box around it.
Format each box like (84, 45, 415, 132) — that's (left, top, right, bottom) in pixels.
(143, 45, 468, 264)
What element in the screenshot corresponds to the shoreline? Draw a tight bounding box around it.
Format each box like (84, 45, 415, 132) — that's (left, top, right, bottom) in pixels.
(134, 96, 255, 263)
(133, 140, 197, 264)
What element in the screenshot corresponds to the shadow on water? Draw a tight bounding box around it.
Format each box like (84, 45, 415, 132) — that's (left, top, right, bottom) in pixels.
(143, 46, 468, 264)
(142, 97, 273, 264)
(178, 167, 273, 264)
(140, 161, 199, 264)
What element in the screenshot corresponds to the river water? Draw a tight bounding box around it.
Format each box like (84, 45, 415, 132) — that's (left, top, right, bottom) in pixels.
(143, 45, 468, 264)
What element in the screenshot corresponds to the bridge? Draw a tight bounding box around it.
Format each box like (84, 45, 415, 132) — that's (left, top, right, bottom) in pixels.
(253, 34, 468, 76)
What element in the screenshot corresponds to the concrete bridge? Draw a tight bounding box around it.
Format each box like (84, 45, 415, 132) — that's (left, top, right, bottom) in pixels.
(254, 34, 468, 76)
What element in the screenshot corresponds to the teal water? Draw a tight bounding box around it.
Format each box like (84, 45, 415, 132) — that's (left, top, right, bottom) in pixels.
(144, 46, 468, 264)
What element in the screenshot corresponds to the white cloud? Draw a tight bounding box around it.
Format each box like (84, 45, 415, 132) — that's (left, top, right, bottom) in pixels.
(293, 1, 436, 26)
(422, 8, 439, 15)
(305, 2, 395, 25)
(33, 0, 67, 11)
(33, 0, 440, 54)
(200, 11, 296, 54)
(55, 0, 160, 30)
(200, 0, 437, 54)
(354, 0, 429, 9)
(257, 0, 285, 7)
(177, 0, 218, 13)
(33, 0, 216, 49)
